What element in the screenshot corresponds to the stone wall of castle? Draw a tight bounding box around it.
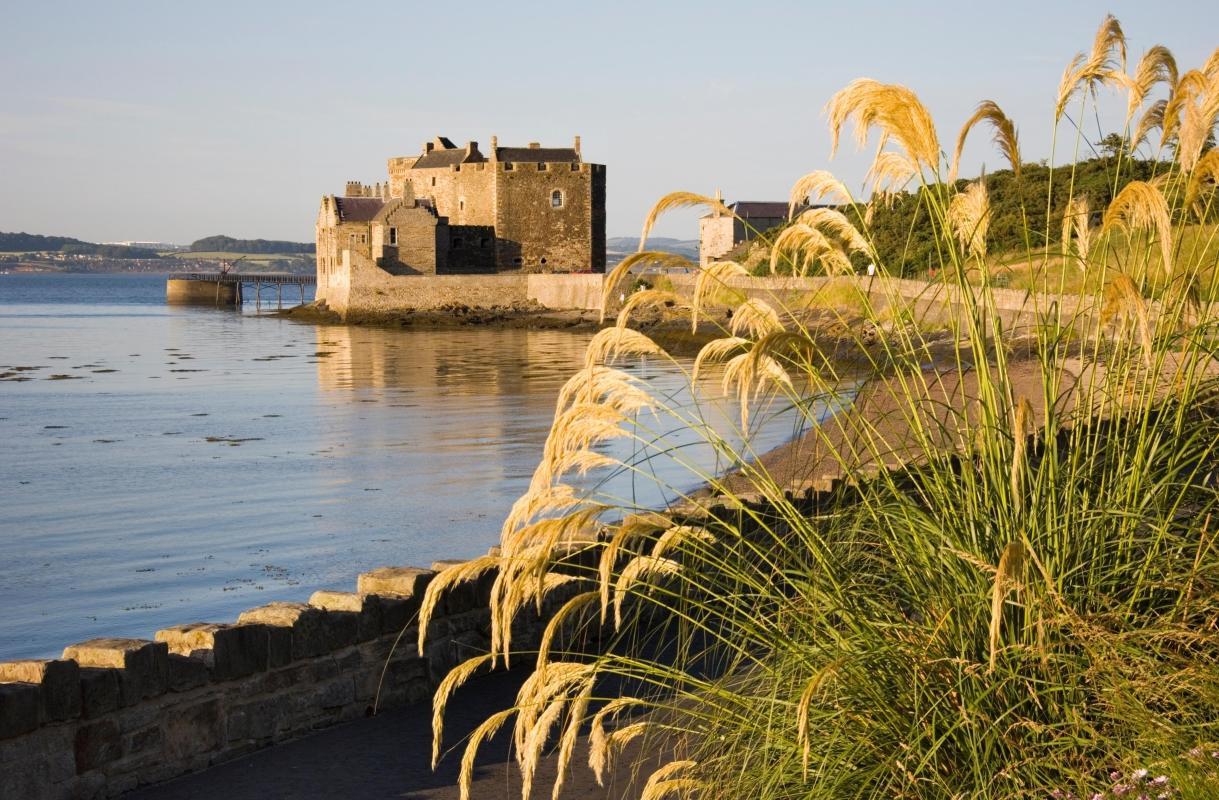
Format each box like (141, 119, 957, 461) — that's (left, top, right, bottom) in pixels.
(494, 162, 605, 272)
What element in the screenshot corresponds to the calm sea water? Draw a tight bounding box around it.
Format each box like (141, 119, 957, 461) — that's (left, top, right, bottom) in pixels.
(0, 273, 815, 659)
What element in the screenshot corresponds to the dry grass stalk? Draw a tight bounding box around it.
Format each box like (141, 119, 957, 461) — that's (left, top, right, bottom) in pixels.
(584, 327, 665, 370)
(692, 336, 751, 384)
(1061, 194, 1092, 265)
(769, 224, 833, 276)
(1101, 180, 1174, 275)
(459, 708, 515, 800)
(549, 678, 594, 800)
(722, 351, 793, 429)
(825, 78, 941, 167)
(431, 653, 495, 768)
(616, 289, 684, 330)
(614, 555, 681, 628)
(1132, 99, 1168, 151)
(520, 698, 566, 800)
(640, 761, 700, 800)
(535, 590, 597, 677)
(650, 525, 714, 560)
(794, 207, 872, 255)
(589, 698, 647, 785)
(554, 366, 652, 417)
(502, 484, 583, 540)
(513, 663, 594, 778)
(988, 541, 1027, 673)
(692, 261, 748, 332)
(599, 515, 671, 621)
(729, 298, 783, 338)
(601, 251, 694, 322)
(796, 662, 840, 776)
(864, 150, 918, 205)
(1163, 69, 1219, 170)
(639, 192, 731, 253)
(1125, 45, 1179, 124)
(418, 555, 499, 655)
(1055, 15, 1127, 122)
(788, 170, 852, 217)
(1010, 396, 1034, 512)
(948, 179, 991, 259)
(1185, 148, 1219, 213)
(1102, 274, 1155, 368)
(950, 100, 1021, 182)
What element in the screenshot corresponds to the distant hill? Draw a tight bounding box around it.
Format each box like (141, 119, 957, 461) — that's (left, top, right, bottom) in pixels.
(189, 235, 315, 255)
(606, 236, 699, 267)
(0, 231, 159, 259)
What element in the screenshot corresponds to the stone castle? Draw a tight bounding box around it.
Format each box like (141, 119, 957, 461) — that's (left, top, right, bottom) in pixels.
(316, 135, 606, 289)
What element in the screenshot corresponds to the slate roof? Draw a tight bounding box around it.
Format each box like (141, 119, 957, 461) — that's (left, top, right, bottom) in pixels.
(495, 147, 580, 164)
(412, 148, 486, 170)
(334, 197, 385, 222)
(730, 201, 790, 219)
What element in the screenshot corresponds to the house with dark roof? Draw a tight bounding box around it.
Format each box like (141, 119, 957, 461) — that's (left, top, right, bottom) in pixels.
(699, 194, 796, 266)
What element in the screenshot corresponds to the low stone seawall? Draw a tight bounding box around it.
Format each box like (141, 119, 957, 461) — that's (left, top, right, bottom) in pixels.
(0, 553, 588, 799)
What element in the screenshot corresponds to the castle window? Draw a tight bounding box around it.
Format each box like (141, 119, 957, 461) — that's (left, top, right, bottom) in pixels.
(570, 163, 579, 171)
(537, 163, 547, 171)
(459, 198, 465, 212)
(388, 227, 397, 246)
(540, 258, 548, 265)
(504, 162, 514, 171)
(550, 190, 564, 209)
(431, 177, 436, 186)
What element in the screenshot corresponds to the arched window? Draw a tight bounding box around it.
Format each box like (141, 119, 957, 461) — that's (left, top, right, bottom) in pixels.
(550, 190, 564, 209)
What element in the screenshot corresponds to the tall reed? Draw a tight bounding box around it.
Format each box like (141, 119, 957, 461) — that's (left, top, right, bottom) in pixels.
(427, 17, 1219, 799)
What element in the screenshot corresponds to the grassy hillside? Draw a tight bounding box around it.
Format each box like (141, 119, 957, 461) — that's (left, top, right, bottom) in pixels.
(0, 232, 159, 259)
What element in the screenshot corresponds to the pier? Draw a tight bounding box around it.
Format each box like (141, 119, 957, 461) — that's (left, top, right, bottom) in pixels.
(166, 273, 316, 309)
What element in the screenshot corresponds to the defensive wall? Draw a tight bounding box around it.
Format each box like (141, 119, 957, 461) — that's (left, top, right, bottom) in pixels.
(0, 550, 593, 799)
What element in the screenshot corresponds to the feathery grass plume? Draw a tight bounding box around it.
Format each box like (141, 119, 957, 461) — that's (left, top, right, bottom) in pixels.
(599, 514, 671, 621)
(418, 555, 499, 655)
(615, 289, 684, 330)
(1132, 99, 1168, 151)
(520, 698, 565, 800)
(1101, 180, 1173, 275)
(430, 653, 495, 768)
(502, 483, 583, 541)
(796, 661, 841, 777)
(601, 251, 694, 322)
(988, 541, 1027, 673)
(1125, 45, 1179, 124)
(513, 662, 594, 773)
(459, 708, 515, 800)
(1061, 194, 1092, 265)
(650, 525, 715, 560)
(554, 366, 652, 416)
(613, 555, 681, 629)
(492, 569, 582, 661)
(949, 100, 1021, 182)
(692, 261, 748, 332)
(640, 761, 700, 800)
(865, 150, 918, 206)
(1103, 274, 1155, 368)
(729, 298, 783, 338)
(639, 192, 731, 253)
(948, 179, 991, 259)
(1206, 45, 1219, 77)
(584, 327, 666, 370)
(826, 78, 941, 167)
(1185, 148, 1219, 212)
(691, 336, 750, 385)
(722, 351, 793, 429)
(1055, 16, 1127, 122)
(535, 590, 597, 678)
(1010, 396, 1034, 513)
(538, 404, 630, 478)
(1173, 71, 1219, 172)
(549, 677, 594, 800)
(589, 698, 647, 785)
(795, 207, 873, 255)
(788, 170, 852, 218)
(769, 224, 833, 276)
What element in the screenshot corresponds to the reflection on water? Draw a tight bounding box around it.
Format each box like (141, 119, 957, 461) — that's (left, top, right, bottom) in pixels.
(0, 274, 827, 659)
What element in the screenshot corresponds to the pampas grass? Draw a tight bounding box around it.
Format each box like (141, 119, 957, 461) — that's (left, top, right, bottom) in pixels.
(950, 100, 1021, 182)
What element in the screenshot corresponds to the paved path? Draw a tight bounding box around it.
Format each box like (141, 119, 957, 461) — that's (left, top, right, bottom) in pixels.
(126, 666, 662, 799)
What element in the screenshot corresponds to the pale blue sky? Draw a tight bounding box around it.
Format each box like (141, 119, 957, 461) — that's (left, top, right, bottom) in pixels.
(1, 1, 1215, 244)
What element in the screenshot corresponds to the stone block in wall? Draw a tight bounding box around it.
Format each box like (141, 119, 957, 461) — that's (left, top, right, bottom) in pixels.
(369, 596, 420, 636)
(161, 698, 224, 763)
(357, 565, 435, 600)
(309, 590, 382, 642)
(237, 602, 330, 661)
(429, 559, 483, 615)
(0, 658, 80, 722)
(78, 667, 120, 719)
(167, 654, 210, 692)
(155, 622, 269, 681)
(63, 638, 169, 706)
(74, 718, 122, 773)
(0, 682, 39, 740)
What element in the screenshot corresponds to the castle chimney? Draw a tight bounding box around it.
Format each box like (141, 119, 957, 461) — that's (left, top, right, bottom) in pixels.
(424, 141, 434, 154)
(345, 181, 363, 197)
(528, 142, 540, 149)
(465, 141, 478, 156)
(713, 188, 724, 218)
(573, 135, 581, 157)
(490, 136, 498, 161)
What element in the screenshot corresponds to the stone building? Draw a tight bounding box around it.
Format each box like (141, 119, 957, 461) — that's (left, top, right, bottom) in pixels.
(698, 198, 792, 266)
(315, 135, 605, 288)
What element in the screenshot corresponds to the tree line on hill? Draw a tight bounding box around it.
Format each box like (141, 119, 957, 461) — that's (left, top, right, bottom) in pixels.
(0, 232, 159, 259)
(188, 235, 314, 254)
